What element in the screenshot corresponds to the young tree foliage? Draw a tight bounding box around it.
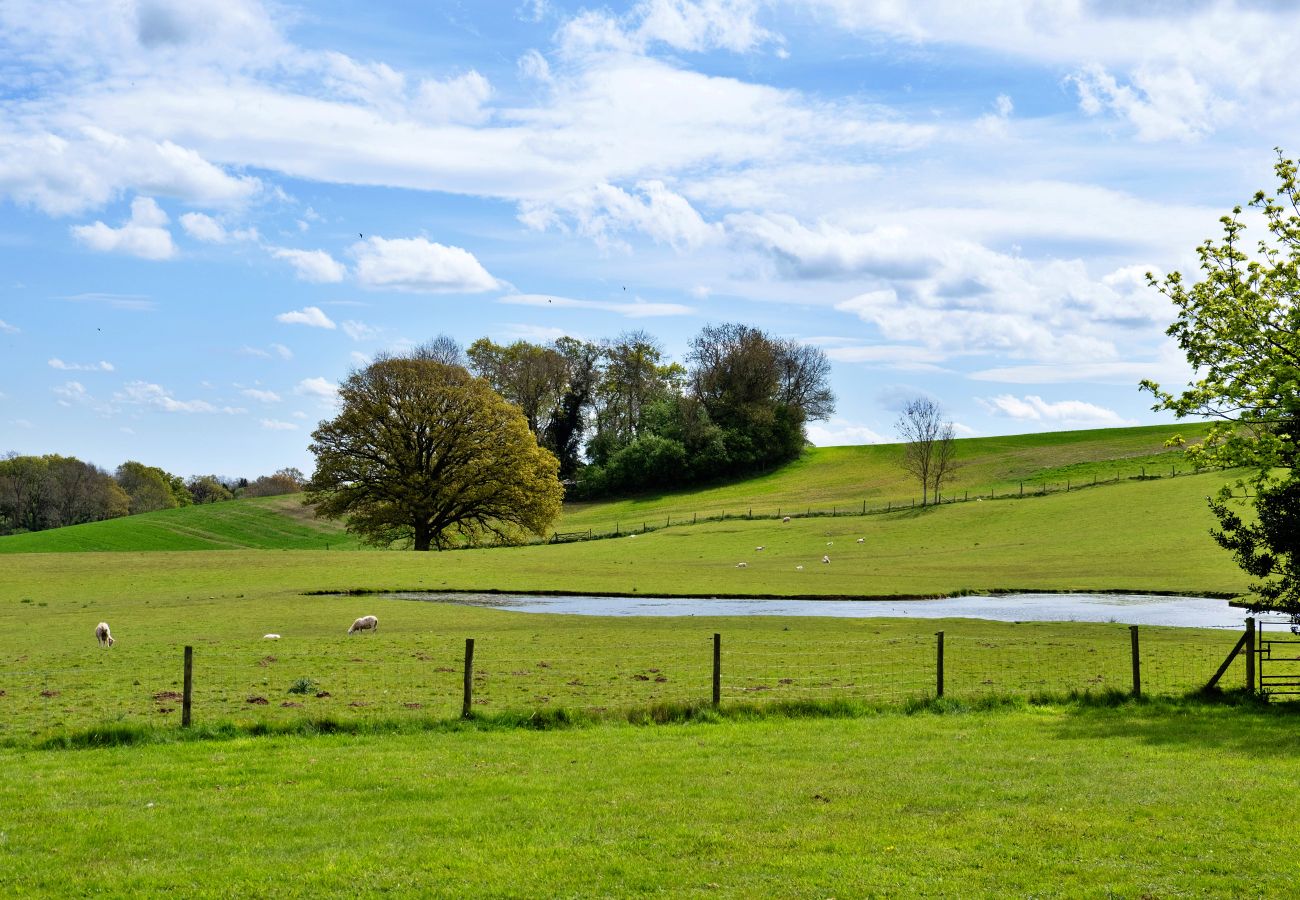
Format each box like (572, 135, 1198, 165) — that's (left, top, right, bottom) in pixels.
(1142, 150, 1300, 610)
(895, 398, 957, 506)
(306, 355, 563, 551)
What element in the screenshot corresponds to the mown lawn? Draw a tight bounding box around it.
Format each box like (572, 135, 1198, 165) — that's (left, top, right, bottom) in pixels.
(2, 701, 1297, 897)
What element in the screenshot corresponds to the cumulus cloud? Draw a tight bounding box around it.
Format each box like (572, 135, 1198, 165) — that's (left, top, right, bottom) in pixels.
(295, 376, 338, 399)
(71, 196, 175, 260)
(521, 181, 721, 251)
(806, 417, 887, 447)
(558, 0, 778, 56)
(180, 211, 257, 243)
(0, 129, 263, 217)
(275, 306, 336, 329)
(117, 381, 245, 414)
(500, 293, 693, 318)
(269, 247, 346, 283)
(0, 319, 18, 334)
(48, 358, 114, 371)
(979, 394, 1134, 428)
(241, 388, 281, 402)
(259, 418, 297, 430)
(350, 236, 497, 293)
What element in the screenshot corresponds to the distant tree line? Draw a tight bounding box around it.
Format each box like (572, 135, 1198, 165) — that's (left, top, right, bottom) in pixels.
(0, 453, 306, 536)
(459, 322, 834, 497)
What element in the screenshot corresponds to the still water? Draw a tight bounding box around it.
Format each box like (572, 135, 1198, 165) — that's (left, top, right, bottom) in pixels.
(388, 591, 1258, 629)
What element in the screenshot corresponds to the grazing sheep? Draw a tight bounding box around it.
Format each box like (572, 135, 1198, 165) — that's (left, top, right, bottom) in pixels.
(856, 538, 865, 544)
(263, 633, 281, 640)
(795, 565, 804, 571)
(826, 541, 834, 546)
(755, 545, 765, 551)
(782, 516, 791, 524)
(347, 615, 379, 635)
(822, 555, 830, 564)
(735, 562, 748, 568)
(94, 622, 115, 648)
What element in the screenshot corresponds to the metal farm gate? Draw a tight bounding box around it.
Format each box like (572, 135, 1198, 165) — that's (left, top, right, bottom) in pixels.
(1255, 616, 1300, 699)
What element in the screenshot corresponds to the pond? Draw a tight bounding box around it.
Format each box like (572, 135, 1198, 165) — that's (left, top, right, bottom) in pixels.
(386, 591, 1261, 629)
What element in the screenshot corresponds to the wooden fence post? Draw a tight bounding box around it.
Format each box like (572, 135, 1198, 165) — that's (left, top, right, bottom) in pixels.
(936, 631, 944, 698)
(1129, 626, 1141, 698)
(712, 633, 721, 708)
(462, 638, 475, 718)
(1246, 617, 1256, 694)
(182, 645, 193, 728)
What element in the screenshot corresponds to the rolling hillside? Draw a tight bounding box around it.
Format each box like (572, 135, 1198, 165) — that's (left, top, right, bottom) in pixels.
(0, 422, 1213, 553)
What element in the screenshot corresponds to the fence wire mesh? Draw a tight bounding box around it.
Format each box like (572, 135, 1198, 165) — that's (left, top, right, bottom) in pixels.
(0, 619, 1268, 743)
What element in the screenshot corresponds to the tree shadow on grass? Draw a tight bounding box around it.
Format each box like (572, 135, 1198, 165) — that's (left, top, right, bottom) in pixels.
(1049, 692, 1300, 758)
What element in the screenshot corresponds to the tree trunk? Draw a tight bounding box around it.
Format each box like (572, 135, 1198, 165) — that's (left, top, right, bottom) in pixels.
(413, 522, 433, 551)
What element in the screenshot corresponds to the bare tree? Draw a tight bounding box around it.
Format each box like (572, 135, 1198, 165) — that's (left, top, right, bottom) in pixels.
(896, 398, 958, 506)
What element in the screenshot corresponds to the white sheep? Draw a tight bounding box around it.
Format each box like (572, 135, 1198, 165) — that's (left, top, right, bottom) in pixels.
(735, 562, 748, 568)
(347, 615, 379, 635)
(263, 633, 281, 640)
(795, 565, 804, 571)
(755, 545, 765, 551)
(856, 537, 865, 544)
(782, 516, 791, 524)
(94, 621, 115, 648)
(826, 541, 834, 546)
(822, 555, 830, 564)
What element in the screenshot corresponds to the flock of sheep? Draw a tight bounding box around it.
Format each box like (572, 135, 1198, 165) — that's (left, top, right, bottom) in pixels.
(734, 517, 867, 570)
(93, 614, 379, 648)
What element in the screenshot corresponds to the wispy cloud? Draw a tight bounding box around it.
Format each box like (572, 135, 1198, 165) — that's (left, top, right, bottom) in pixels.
(0, 319, 18, 334)
(116, 381, 245, 414)
(48, 358, 114, 372)
(275, 306, 336, 329)
(269, 247, 347, 283)
(500, 293, 693, 318)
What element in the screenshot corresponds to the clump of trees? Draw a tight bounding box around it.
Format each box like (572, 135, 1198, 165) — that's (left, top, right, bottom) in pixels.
(0, 452, 307, 536)
(465, 323, 834, 497)
(1142, 149, 1300, 611)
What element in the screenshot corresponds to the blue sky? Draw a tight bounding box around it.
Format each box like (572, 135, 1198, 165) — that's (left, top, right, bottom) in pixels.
(3, 0, 1298, 478)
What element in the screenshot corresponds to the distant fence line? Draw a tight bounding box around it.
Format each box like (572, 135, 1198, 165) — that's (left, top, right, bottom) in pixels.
(1, 617, 1278, 743)
(548, 464, 1234, 545)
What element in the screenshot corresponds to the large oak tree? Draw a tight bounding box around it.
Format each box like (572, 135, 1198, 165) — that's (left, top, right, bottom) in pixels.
(306, 355, 563, 550)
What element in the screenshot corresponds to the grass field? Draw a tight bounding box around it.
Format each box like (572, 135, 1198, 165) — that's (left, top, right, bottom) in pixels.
(3, 700, 1299, 896)
(0, 422, 1212, 553)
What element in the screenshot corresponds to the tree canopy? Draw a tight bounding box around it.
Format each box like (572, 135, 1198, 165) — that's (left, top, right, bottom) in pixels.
(306, 354, 563, 550)
(1142, 149, 1300, 610)
(894, 398, 957, 506)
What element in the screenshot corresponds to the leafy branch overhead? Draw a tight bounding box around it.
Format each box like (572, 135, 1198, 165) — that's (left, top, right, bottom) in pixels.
(1143, 149, 1300, 610)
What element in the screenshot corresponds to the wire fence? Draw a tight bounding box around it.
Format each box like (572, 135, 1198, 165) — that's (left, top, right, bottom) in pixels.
(0, 618, 1276, 743)
(547, 464, 1240, 545)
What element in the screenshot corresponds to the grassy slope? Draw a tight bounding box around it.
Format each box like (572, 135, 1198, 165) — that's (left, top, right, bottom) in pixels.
(3, 704, 1299, 896)
(560, 421, 1211, 531)
(0, 422, 1210, 553)
(0, 494, 362, 553)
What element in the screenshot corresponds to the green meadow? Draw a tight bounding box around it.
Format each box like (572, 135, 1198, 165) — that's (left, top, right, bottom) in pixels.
(0, 424, 1286, 897)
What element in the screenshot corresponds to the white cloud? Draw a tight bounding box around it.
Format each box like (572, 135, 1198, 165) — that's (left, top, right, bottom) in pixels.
(180, 211, 257, 243)
(412, 70, 493, 125)
(52, 380, 88, 406)
(295, 376, 338, 399)
(275, 306, 336, 329)
(0, 319, 18, 334)
(117, 381, 245, 414)
(241, 388, 281, 402)
(818, 342, 946, 371)
(521, 180, 721, 251)
(349, 350, 370, 366)
(269, 247, 347, 283)
(350, 236, 497, 293)
(500, 323, 571, 343)
(979, 394, 1134, 428)
(806, 417, 887, 447)
(260, 418, 297, 430)
(48, 358, 114, 371)
(500, 293, 693, 318)
(341, 320, 380, 341)
(71, 196, 175, 260)
(558, 0, 778, 56)
(271, 342, 293, 360)
(0, 129, 263, 217)
(292, 410, 308, 419)
(518, 49, 553, 84)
